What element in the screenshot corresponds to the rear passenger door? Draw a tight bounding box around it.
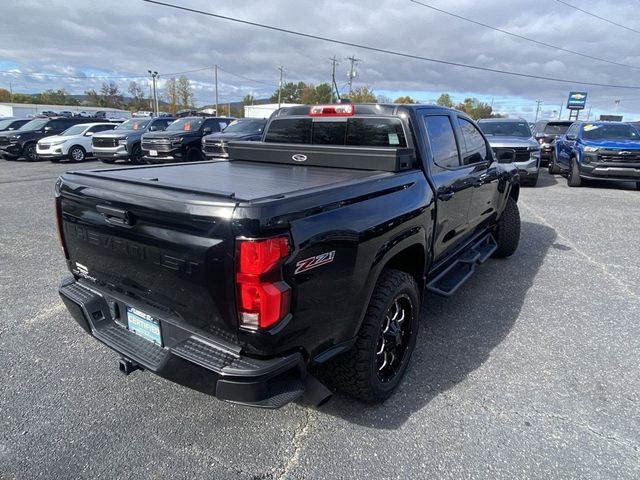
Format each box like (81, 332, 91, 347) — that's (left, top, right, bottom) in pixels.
(422, 112, 477, 261)
(456, 116, 501, 231)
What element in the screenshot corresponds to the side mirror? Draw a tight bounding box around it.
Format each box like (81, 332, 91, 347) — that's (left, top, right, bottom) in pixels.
(44, 126, 53, 132)
(202, 127, 213, 135)
(494, 148, 516, 164)
(566, 134, 576, 140)
(85, 131, 94, 136)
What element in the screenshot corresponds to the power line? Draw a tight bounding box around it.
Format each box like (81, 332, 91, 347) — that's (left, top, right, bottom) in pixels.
(555, 0, 640, 35)
(141, 0, 640, 90)
(409, 0, 640, 71)
(217, 66, 279, 87)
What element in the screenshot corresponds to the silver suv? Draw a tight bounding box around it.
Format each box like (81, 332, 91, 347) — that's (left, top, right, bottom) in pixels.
(92, 117, 175, 164)
(478, 118, 541, 187)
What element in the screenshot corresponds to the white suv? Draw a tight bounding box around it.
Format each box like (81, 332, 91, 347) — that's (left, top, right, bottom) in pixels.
(36, 122, 116, 162)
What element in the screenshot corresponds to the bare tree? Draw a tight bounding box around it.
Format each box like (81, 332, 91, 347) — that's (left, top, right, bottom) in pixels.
(176, 76, 194, 109)
(100, 81, 122, 108)
(165, 77, 178, 114)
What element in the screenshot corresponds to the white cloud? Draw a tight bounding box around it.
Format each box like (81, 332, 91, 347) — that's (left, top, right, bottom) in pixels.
(0, 0, 639, 119)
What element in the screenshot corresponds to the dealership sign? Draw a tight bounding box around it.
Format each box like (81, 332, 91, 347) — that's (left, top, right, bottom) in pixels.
(567, 92, 588, 110)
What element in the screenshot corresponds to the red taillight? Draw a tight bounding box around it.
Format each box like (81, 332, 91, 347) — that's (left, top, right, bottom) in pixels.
(236, 237, 290, 330)
(309, 104, 355, 117)
(55, 197, 69, 260)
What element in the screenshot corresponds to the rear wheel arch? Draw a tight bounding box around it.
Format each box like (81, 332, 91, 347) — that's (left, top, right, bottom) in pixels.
(509, 183, 520, 203)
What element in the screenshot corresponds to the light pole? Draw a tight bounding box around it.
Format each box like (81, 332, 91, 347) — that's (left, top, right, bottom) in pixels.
(148, 70, 159, 116)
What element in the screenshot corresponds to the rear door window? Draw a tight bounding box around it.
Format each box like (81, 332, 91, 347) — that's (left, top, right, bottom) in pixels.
(457, 118, 489, 165)
(264, 119, 312, 143)
(424, 115, 460, 169)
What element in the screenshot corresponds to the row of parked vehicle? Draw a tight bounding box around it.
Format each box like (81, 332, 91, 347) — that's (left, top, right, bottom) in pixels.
(0, 114, 267, 163)
(477, 117, 640, 189)
(1, 109, 639, 190)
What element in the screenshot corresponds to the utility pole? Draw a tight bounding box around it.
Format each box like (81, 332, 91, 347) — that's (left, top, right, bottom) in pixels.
(214, 64, 219, 116)
(346, 55, 361, 97)
(534, 99, 543, 122)
(148, 70, 159, 116)
(329, 56, 339, 103)
(9, 81, 13, 104)
(586, 105, 592, 120)
(277, 66, 284, 108)
(558, 102, 563, 120)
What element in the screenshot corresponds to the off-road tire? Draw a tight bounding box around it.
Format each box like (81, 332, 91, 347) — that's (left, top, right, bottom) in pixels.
(324, 269, 420, 403)
(567, 157, 582, 187)
(548, 150, 560, 174)
(492, 196, 520, 258)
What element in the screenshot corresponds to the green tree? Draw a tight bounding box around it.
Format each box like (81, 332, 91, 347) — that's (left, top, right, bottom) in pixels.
(176, 75, 194, 109)
(455, 97, 493, 120)
(312, 83, 333, 104)
(0, 88, 12, 102)
(436, 93, 454, 108)
(242, 93, 255, 106)
(347, 85, 376, 103)
(393, 95, 416, 104)
(164, 77, 178, 114)
(269, 81, 307, 104)
(12, 93, 34, 104)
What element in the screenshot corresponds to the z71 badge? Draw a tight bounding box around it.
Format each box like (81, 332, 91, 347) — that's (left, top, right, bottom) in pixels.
(295, 251, 335, 274)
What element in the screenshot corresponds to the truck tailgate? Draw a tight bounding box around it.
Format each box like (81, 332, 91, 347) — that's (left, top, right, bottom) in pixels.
(57, 170, 239, 342)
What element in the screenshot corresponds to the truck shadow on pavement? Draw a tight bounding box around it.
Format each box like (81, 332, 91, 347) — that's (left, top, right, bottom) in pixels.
(535, 171, 558, 188)
(319, 220, 557, 429)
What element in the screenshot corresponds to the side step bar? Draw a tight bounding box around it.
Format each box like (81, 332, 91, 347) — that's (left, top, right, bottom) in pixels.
(426, 234, 497, 297)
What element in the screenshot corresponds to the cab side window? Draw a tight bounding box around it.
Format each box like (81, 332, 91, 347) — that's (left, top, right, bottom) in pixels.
(423, 115, 460, 169)
(457, 118, 489, 165)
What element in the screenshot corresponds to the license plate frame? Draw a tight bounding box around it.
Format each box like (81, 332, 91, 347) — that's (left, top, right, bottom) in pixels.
(126, 307, 162, 346)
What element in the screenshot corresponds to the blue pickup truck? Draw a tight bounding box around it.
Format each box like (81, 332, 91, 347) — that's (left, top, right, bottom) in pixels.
(550, 121, 640, 189)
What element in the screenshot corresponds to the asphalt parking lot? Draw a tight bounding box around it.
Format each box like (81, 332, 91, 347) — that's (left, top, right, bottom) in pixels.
(1, 159, 639, 480)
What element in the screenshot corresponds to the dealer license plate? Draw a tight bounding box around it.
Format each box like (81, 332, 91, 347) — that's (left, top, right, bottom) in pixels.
(127, 307, 162, 346)
(149, 150, 158, 156)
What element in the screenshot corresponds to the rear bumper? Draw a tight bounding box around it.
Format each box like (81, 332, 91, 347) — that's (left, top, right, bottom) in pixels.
(58, 277, 312, 408)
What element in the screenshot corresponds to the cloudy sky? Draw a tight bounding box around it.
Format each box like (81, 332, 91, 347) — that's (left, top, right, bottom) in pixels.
(2, 0, 640, 120)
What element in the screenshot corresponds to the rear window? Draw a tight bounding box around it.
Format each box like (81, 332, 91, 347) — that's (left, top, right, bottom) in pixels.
(544, 123, 572, 135)
(264, 117, 407, 147)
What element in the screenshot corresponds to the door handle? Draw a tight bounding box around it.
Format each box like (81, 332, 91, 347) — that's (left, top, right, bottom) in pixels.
(438, 190, 455, 201)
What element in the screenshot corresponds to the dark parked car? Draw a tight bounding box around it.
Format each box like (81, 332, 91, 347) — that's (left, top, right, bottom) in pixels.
(0, 117, 96, 160)
(0, 118, 30, 132)
(141, 116, 233, 163)
(56, 103, 521, 409)
(533, 120, 574, 166)
(202, 118, 266, 159)
(551, 121, 640, 188)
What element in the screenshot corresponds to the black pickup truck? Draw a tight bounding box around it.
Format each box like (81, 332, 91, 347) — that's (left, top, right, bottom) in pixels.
(56, 103, 521, 408)
(141, 116, 233, 163)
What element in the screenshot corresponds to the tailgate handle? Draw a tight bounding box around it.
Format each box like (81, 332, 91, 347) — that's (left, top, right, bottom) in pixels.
(97, 205, 133, 226)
